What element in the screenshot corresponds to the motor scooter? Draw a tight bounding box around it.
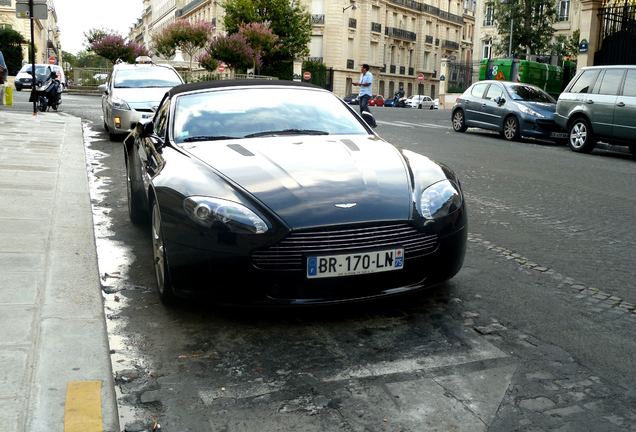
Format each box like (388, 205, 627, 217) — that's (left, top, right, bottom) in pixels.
(393, 88, 407, 108)
(28, 67, 62, 112)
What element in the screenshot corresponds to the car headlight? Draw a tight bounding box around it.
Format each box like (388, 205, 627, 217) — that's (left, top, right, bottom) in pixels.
(184, 196, 269, 234)
(419, 180, 462, 219)
(112, 96, 131, 110)
(517, 104, 544, 118)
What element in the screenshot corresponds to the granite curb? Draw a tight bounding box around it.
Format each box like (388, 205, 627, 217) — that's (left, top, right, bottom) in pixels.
(0, 111, 119, 431)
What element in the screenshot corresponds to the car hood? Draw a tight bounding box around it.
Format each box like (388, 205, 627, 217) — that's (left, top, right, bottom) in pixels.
(181, 135, 414, 228)
(112, 87, 172, 107)
(517, 101, 557, 115)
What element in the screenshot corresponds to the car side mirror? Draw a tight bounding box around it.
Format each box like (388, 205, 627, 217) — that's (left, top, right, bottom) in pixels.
(98, 84, 107, 93)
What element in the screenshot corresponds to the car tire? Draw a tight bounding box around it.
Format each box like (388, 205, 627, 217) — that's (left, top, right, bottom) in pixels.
(452, 109, 467, 132)
(109, 132, 120, 141)
(126, 151, 148, 225)
(503, 116, 520, 141)
(429, 105, 434, 110)
(417, 104, 422, 109)
(103, 121, 109, 132)
(15, 85, 21, 92)
(151, 200, 178, 306)
(567, 117, 595, 153)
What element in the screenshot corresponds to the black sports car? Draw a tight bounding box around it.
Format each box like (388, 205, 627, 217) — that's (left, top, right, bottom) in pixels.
(124, 80, 467, 305)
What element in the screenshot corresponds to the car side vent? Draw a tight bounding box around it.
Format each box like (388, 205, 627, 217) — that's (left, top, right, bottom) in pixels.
(227, 144, 255, 156)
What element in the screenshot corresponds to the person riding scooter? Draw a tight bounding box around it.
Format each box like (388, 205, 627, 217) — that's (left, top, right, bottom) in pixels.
(393, 86, 407, 108)
(28, 66, 62, 112)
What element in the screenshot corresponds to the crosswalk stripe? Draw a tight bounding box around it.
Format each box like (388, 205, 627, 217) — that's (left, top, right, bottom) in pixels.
(376, 120, 413, 127)
(396, 121, 449, 129)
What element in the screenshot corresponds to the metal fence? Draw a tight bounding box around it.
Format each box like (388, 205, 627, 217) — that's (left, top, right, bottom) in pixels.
(65, 67, 112, 88)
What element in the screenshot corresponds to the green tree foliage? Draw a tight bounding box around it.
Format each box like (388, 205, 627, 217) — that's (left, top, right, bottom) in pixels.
(551, 29, 580, 59)
(85, 29, 149, 64)
(0, 28, 27, 75)
(493, 0, 557, 57)
(222, 0, 311, 62)
(151, 19, 213, 71)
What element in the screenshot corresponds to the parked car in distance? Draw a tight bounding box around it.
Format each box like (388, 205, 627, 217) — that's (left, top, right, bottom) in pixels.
(555, 65, 636, 156)
(124, 80, 467, 305)
(369, 95, 384, 107)
(15, 63, 67, 91)
(101, 56, 183, 140)
(451, 80, 566, 142)
(344, 93, 359, 105)
(383, 97, 396, 107)
(433, 98, 439, 109)
(406, 95, 435, 109)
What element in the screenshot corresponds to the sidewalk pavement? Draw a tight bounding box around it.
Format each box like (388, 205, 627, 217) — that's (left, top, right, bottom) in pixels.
(0, 110, 118, 431)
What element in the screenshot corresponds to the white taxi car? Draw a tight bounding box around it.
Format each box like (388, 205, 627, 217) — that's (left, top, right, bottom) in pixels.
(101, 57, 183, 140)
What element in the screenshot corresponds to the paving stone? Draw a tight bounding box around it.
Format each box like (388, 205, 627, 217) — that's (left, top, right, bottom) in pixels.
(526, 372, 555, 380)
(545, 405, 584, 417)
(519, 397, 555, 411)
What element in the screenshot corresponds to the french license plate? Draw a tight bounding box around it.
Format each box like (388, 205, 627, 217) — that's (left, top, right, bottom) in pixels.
(550, 131, 567, 138)
(307, 248, 404, 279)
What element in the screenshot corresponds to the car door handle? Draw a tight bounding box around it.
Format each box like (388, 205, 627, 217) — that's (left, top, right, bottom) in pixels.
(585, 99, 594, 104)
(616, 101, 625, 107)
(481, 103, 486, 108)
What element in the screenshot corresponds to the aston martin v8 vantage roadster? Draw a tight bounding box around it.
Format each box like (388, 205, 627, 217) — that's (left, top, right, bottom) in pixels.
(124, 80, 467, 305)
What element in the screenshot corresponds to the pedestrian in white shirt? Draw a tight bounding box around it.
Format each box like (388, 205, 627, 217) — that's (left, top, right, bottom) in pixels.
(352, 63, 377, 128)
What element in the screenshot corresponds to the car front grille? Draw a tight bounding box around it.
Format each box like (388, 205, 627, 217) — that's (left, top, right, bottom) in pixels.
(252, 223, 438, 271)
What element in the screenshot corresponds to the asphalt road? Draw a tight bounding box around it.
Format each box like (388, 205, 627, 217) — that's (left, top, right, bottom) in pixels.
(8, 90, 636, 431)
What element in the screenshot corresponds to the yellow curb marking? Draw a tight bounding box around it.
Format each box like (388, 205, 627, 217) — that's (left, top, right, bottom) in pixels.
(64, 380, 103, 432)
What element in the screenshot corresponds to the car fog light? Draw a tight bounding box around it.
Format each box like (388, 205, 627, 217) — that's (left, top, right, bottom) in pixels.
(194, 203, 211, 219)
(114, 116, 121, 128)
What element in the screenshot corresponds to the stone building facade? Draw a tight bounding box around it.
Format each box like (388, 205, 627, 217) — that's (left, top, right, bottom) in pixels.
(0, 0, 62, 67)
(301, 0, 476, 99)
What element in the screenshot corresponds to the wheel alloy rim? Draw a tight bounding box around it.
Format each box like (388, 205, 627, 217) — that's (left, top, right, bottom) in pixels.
(504, 119, 517, 139)
(570, 123, 587, 149)
(453, 112, 464, 130)
(152, 204, 165, 294)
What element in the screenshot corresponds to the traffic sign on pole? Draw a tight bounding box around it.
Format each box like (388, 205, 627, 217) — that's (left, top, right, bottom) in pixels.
(218, 64, 225, 72)
(417, 73, 424, 81)
(303, 71, 311, 81)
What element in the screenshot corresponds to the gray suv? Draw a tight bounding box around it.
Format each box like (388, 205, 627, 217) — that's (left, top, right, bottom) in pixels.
(555, 65, 636, 156)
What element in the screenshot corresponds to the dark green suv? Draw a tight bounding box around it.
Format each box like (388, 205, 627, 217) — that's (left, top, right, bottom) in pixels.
(555, 65, 636, 156)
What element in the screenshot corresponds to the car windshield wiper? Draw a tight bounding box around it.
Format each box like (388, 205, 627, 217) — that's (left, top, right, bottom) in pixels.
(244, 129, 329, 138)
(182, 135, 237, 142)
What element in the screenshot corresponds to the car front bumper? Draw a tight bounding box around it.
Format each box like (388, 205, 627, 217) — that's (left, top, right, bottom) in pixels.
(109, 108, 154, 135)
(520, 116, 566, 139)
(161, 219, 467, 305)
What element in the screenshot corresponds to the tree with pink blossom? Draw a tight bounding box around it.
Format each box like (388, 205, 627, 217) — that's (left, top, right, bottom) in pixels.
(86, 29, 149, 64)
(151, 19, 214, 72)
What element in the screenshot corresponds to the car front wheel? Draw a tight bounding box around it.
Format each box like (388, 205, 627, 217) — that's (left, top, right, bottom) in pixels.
(452, 109, 467, 132)
(152, 200, 177, 305)
(503, 116, 520, 141)
(567, 118, 595, 153)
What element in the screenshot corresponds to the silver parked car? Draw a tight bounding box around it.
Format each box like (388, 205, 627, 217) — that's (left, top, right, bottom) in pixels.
(555, 65, 636, 156)
(101, 57, 183, 140)
(451, 80, 566, 142)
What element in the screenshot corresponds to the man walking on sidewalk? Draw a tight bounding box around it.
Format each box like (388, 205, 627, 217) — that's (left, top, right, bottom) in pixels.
(352, 63, 377, 128)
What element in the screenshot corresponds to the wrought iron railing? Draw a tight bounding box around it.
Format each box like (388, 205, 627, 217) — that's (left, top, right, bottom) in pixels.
(349, 18, 357, 28)
(347, 59, 355, 69)
(371, 22, 382, 32)
(385, 27, 417, 41)
(312, 14, 325, 25)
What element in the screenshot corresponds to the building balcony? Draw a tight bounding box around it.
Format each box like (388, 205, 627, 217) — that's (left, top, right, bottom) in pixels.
(347, 59, 355, 69)
(425, 35, 434, 44)
(385, 27, 417, 42)
(349, 18, 357, 29)
(442, 40, 460, 50)
(371, 22, 382, 33)
(408, 67, 414, 75)
(390, 64, 396, 73)
(381, 64, 387, 72)
(312, 14, 325, 25)
(435, 38, 440, 46)
(399, 66, 406, 74)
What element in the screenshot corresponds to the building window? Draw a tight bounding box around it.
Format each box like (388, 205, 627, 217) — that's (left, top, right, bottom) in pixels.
(482, 39, 492, 60)
(557, 0, 570, 21)
(484, 3, 494, 26)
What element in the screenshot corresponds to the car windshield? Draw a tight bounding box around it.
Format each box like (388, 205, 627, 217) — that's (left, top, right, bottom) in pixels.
(114, 67, 182, 88)
(173, 87, 369, 143)
(506, 84, 555, 103)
